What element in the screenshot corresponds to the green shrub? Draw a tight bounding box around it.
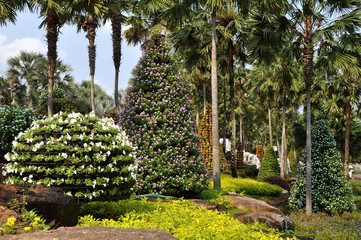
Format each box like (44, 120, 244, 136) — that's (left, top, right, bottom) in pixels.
(119, 26, 208, 197)
(78, 198, 286, 240)
(351, 179, 361, 196)
(37, 88, 65, 107)
(288, 119, 356, 213)
(354, 196, 361, 211)
(263, 176, 290, 192)
(37, 98, 84, 116)
(3, 112, 136, 201)
(212, 174, 282, 197)
(257, 145, 280, 181)
(289, 210, 361, 239)
(0, 106, 37, 150)
(237, 164, 258, 179)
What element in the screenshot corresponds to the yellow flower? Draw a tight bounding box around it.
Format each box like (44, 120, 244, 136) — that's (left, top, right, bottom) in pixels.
(34, 217, 41, 222)
(6, 217, 16, 227)
(29, 222, 37, 227)
(24, 227, 31, 231)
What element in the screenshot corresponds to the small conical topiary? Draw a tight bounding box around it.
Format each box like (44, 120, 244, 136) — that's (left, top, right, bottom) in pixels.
(119, 26, 209, 197)
(257, 145, 280, 181)
(288, 119, 356, 213)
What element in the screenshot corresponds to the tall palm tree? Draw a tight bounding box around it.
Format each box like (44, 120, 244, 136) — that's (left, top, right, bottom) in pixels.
(31, 0, 70, 116)
(6, 51, 43, 108)
(71, 0, 110, 114)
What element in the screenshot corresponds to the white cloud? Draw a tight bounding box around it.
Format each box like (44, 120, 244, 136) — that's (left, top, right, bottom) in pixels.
(0, 34, 46, 66)
(102, 21, 131, 34)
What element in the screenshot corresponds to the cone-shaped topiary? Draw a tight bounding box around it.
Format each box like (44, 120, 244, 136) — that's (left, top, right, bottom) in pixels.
(257, 145, 280, 181)
(288, 119, 356, 213)
(2, 112, 136, 201)
(119, 26, 209, 197)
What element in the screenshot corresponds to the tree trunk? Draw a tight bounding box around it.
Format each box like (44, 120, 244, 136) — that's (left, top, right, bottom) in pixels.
(275, 113, 281, 160)
(46, 9, 59, 117)
(112, 12, 122, 114)
(268, 107, 273, 146)
(86, 14, 97, 114)
(292, 106, 297, 166)
(229, 39, 237, 178)
(211, 9, 220, 189)
(196, 100, 200, 128)
(345, 97, 351, 177)
(203, 77, 207, 114)
(303, 15, 314, 215)
(282, 90, 286, 170)
(223, 77, 227, 155)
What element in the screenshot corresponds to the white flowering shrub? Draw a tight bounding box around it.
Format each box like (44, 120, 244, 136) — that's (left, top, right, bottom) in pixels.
(2, 112, 136, 201)
(288, 119, 356, 213)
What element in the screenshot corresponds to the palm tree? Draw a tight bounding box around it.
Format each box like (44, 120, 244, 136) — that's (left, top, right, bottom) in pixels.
(30, 0, 70, 116)
(6, 51, 43, 108)
(71, 0, 110, 114)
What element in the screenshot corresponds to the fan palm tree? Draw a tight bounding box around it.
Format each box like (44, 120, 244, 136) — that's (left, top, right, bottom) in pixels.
(6, 51, 43, 108)
(71, 0, 110, 114)
(30, 0, 71, 116)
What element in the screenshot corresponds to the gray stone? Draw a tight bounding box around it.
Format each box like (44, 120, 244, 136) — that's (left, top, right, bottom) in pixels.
(0, 227, 179, 240)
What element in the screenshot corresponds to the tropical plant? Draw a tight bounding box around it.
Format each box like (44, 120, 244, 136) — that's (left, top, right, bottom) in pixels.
(0, 0, 28, 25)
(120, 26, 209, 197)
(288, 118, 356, 213)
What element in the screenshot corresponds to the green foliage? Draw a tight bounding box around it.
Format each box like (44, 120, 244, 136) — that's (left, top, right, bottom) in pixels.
(237, 164, 259, 179)
(37, 98, 84, 116)
(212, 174, 282, 197)
(257, 145, 280, 181)
(289, 210, 361, 239)
(3, 112, 136, 201)
(289, 119, 356, 213)
(78, 198, 286, 240)
(351, 179, 361, 196)
(37, 88, 65, 107)
(0, 106, 37, 150)
(263, 176, 290, 192)
(120, 26, 208, 197)
(197, 188, 234, 209)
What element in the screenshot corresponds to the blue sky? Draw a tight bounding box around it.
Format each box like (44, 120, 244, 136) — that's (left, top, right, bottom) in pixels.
(0, 10, 141, 96)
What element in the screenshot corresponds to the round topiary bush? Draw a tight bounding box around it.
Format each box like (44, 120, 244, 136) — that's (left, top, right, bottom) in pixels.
(257, 145, 280, 181)
(2, 111, 136, 201)
(120, 26, 209, 197)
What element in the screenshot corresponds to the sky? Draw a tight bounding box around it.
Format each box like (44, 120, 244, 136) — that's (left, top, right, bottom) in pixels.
(0, 10, 142, 96)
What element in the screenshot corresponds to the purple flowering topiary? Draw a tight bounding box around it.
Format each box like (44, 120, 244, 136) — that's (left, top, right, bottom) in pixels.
(119, 26, 209, 197)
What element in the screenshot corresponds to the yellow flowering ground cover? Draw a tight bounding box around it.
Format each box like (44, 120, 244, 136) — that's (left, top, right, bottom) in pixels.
(78, 198, 295, 240)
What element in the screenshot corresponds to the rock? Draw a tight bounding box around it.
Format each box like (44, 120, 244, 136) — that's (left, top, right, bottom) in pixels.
(191, 199, 227, 212)
(0, 184, 79, 228)
(234, 212, 294, 231)
(263, 198, 288, 207)
(0, 227, 179, 240)
(0, 205, 19, 222)
(224, 192, 282, 214)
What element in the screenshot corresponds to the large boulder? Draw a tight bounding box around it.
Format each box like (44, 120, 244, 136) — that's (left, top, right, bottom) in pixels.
(0, 184, 79, 228)
(191, 199, 227, 212)
(0, 205, 18, 222)
(234, 212, 294, 231)
(225, 192, 282, 214)
(0, 227, 179, 240)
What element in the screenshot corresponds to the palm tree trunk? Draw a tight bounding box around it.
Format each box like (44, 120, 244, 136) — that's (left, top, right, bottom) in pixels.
(239, 96, 244, 145)
(303, 15, 314, 215)
(211, 8, 220, 188)
(275, 113, 281, 160)
(281, 87, 288, 179)
(229, 39, 237, 178)
(268, 107, 273, 146)
(223, 77, 227, 154)
(86, 14, 97, 114)
(46, 9, 59, 117)
(292, 106, 297, 166)
(196, 100, 200, 128)
(345, 97, 351, 177)
(203, 77, 207, 114)
(112, 12, 122, 114)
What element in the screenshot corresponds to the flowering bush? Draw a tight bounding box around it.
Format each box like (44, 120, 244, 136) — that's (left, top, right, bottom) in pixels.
(119, 25, 208, 197)
(288, 119, 356, 213)
(2, 112, 136, 201)
(257, 145, 280, 181)
(0, 106, 37, 151)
